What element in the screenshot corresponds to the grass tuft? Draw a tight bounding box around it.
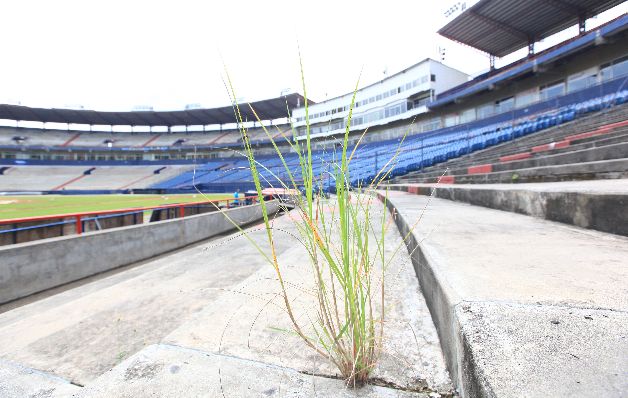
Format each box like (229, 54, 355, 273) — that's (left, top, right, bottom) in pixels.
(222, 55, 412, 387)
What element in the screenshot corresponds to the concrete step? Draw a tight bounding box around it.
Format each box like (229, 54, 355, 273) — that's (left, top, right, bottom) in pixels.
(0, 212, 296, 385)
(398, 127, 628, 181)
(400, 158, 628, 184)
(421, 141, 628, 178)
(443, 128, 628, 172)
(569, 128, 628, 146)
(387, 179, 628, 236)
(162, 199, 454, 394)
(378, 190, 628, 397)
(0, 358, 79, 398)
(0, 199, 456, 396)
(75, 344, 427, 397)
(405, 109, 628, 176)
(493, 142, 628, 172)
(397, 138, 628, 181)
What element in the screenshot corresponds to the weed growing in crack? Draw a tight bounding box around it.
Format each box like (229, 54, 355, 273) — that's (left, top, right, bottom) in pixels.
(211, 52, 420, 388)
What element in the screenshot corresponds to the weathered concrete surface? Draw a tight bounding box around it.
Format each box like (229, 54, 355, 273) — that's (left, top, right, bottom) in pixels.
(388, 179, 628, 236)
(76, 344, 431, 397)
(380, 190, 628, 397)
(0, 198, 455, 396)
(426, 142, 628, 177)
(391, 178, 628, 194)
(164, 200, 454, 395)
(0, 358, 79, 398)
(455, 303, 627, 398)
(398, 158, 628, 184)
(491, 142, 628, 172)
(0, 200, 279, 304)
(0, 210, 291, 385)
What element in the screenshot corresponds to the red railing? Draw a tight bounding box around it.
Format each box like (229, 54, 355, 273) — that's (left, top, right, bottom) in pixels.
(0, 195, 262, 236)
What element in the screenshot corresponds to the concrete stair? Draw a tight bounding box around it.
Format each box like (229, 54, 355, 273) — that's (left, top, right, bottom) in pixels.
(0, 200, 453, 397)
(393, 105, 628, 185)
(387, 179, 628, 236)
(379, 190, 628, 398)
(73, 344, 426, 398)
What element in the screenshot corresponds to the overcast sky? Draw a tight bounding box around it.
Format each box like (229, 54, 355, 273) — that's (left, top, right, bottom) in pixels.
(0, 1, 626, 112)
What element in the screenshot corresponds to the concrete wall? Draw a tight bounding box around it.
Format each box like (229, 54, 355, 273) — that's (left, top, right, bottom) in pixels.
(0, 201, 279, 304)
(390, 184, 628, 236)
(0, 212, 143, 247)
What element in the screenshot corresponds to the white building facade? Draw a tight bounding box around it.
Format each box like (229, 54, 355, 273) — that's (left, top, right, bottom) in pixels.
(291, 59, 469, 140)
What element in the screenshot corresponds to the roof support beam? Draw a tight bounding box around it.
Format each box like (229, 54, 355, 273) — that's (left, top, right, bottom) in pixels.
(468, 10, 531, 42)
(542, 0, 588, 33)
(542, 0, 583, 17)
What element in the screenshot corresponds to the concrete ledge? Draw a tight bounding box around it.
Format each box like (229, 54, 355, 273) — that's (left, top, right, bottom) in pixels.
(397, 131, 628, 183)
(378, 191, 628, 397)
(400, 158, 628, 184)
(0, 201, 279, 304)
(76, 344, 429, 397)
(455, 302, 627, 398)
(0, 358, 79, 398)
(461, 142, 628, 176)
(491, 142, 628, 173)
(162, 199, 454, 394)
(389, 180, 628, 236)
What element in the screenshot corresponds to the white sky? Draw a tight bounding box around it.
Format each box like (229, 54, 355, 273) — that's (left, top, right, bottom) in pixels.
(0, 1, 626, 112)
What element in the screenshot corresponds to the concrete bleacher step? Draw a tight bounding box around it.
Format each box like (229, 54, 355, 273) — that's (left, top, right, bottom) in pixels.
(401, 141, 628, 181)
(379, 190, 628, 397)
(446, 127, 628, 172)
(387, 179, 628, 236)
(397, 122, 628, 182)
(0, 211, 294, 386)
(161, 200, 453, 394)
(399, 158, 628, 184)
(494, 141, 628, 172)
(0, 358, 80, 397)
(74, 344, 426, 397)
(0, 200, 454, 397)
(398, 108, 628, 179)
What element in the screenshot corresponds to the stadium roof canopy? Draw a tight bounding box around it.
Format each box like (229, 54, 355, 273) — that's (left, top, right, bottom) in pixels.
(430, 14, 628, 108)
(438, 0, 625, 57)
(0, 93, 308, 127)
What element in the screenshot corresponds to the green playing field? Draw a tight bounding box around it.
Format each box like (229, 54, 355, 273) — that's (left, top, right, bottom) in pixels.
(0, 194, 232, 220)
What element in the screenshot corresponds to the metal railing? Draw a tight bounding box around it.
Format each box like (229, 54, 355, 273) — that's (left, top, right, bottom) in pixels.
(0, 195, 263, 245)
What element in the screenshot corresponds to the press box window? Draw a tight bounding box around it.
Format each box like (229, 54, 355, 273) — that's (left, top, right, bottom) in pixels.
(568, 73, 597, 93)
(613, 56, 628, 78)
(539, 80, 565, 101)
(496, 97, 514, 113)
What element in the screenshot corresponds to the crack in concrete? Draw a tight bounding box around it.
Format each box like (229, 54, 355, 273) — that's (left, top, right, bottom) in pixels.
(455, 298, 628, 314)
(297, 369, 456, 397)
(161, 343, 455, 396)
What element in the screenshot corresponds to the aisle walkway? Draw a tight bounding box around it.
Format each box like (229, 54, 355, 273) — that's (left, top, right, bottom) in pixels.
(382, 190, 628, 397)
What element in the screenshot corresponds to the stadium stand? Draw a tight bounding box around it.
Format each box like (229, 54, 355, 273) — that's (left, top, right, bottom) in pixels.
(392, 103, 628, 184)
(0, 10, 626, 198)
(0, 165, 191, 191)
(377, 3, 628, 397)
(0, 125, 287, 149)
(148, 86, 628, 193)
(1, 1, 627, 397)
(0, 128, 72, 147)
(1, 81, 626, 193)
